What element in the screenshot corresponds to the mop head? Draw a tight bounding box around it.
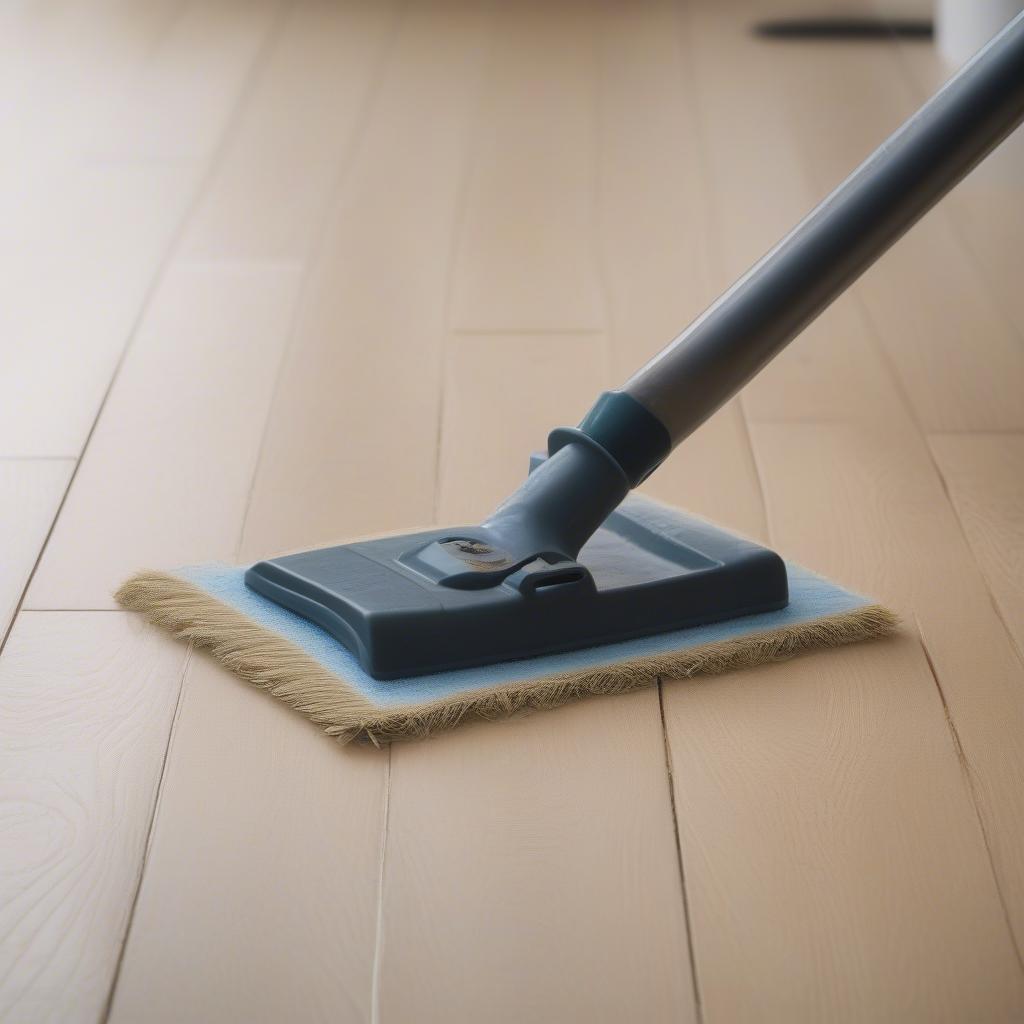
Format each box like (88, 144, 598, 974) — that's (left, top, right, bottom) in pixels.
(115, 497, 897, 744)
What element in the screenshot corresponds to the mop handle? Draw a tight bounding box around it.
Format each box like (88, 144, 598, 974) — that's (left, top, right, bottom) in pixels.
(580, 11, 1024, 486)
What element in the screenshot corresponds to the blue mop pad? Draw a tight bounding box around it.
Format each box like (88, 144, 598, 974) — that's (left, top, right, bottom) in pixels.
(116, 497, 897, 743)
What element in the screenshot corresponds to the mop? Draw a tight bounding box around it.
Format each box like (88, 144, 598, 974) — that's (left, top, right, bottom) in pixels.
(118, 14, 1024, 742)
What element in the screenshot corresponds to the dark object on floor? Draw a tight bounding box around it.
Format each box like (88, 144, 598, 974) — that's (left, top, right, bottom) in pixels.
(754, 16, 934, 41)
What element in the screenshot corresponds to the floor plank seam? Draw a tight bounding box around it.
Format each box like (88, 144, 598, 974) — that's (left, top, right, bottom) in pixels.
(940, 200, 1024, 347)
(735, 394, 772, 540)
(852, 289, 1024, 666)
(234, 0, 408, 553)
(448, 327, 606, 336)
(850, 286, 931, 432)
(846, 286, 1024, 658)
(881, 34, 1024, 347)
(19, 607, 127, 613)
(657, 678, 705, 1024)
(928, 429, 1024, 438)
(0, 466, 78, 657)
(923, 436, 1024, 669)
(915, 619, 1024, 975)
(370, 745, 393, 1024)
(0, 0, 294, 643)
(100, 644, 195, 1023)
(0, 455, 78, 462)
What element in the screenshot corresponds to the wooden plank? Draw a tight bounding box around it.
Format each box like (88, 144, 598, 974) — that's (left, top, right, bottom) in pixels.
(179, 0, 401, 262)
(238, 1, 492, 558)
(437, 333, 606, 524)
(0, 611, 188, 1024)
(375, 6, 696, 1017)
(741, 300, 907, 427)
(751, 12, 1024, 432)
(107, 654, 388, 1024)
(596, 0, 764, 540)
(597, 0, 715, 373)
(0, 0, 176, 167)
(377, 337, 696, 1023)
(87, 0, 284, 163)
(110, 5, 494, 1019)
(380, 690, 694, 1022)
(653, 2, 1024, 1018)
(880, 8, 1024, 340)
(669, 0, 1024, 434)
(26, 264, 303, 609)
(0, 163, 198, 457)
(929, 433, 1024, 658)
(0, 0, 285, 459)
(745, 422, 1024, 985)
(0, 461, 72, 639)
(664, 627, 1024, 1022)
(671, 2, 813, 287)
(684, 0, 1024, 952)
(448, 0, 605, 332)
(939, 182, 1024, 342)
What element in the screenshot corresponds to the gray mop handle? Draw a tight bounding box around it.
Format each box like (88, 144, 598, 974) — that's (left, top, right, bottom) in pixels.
(611, 10, 1024, 462)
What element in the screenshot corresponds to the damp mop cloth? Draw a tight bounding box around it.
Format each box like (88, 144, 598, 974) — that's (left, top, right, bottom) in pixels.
(116, 496, 897, 744)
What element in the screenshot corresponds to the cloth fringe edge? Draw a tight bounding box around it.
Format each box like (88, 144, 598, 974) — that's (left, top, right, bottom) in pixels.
(115, 569, 899, 745)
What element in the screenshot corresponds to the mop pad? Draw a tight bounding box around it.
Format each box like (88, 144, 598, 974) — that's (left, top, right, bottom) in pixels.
(116, 496, 896, 744)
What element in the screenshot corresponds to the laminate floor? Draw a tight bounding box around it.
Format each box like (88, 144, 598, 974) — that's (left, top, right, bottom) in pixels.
(2, 2, 1022, 1020)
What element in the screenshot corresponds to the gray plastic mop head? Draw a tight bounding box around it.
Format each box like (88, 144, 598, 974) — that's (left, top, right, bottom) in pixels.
(244, 451, 787, 679)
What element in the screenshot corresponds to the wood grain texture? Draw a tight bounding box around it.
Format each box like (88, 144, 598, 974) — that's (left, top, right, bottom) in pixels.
(87, 0, 284, 163)
(27, 264, 302, 609)
(437, 333, 607, 525)
(0, 461, 71, 639)
(448, 0, 605, 332)
(0, 163, 198, 458)
(238, 0, 493, 558)
(596, 0, 764, 540)
(880, 7, 1024, 341)
(179, 0, 402, 262)
(658, 3, 1024, 1019)
(0, 0, 281, 459)
(379, 695, 695, 1023)
(0, 0, 176, 168)
(929, 433, 1024, 658)
(0, 612, 187, 1024)
(747, 6, 1024, 432)
(731, 422, 1024, 1020)
(6, 1, 1024, 1019)
(684, 0, 1024, 966)
(378, 340, 696, 1022)
(938, 182, 1024, 341)
(107, 654, 388, 1024)
(374, 7, 697, 1015)
(666, 632, 1024, 1023)
(111, 5, 496, 1020)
